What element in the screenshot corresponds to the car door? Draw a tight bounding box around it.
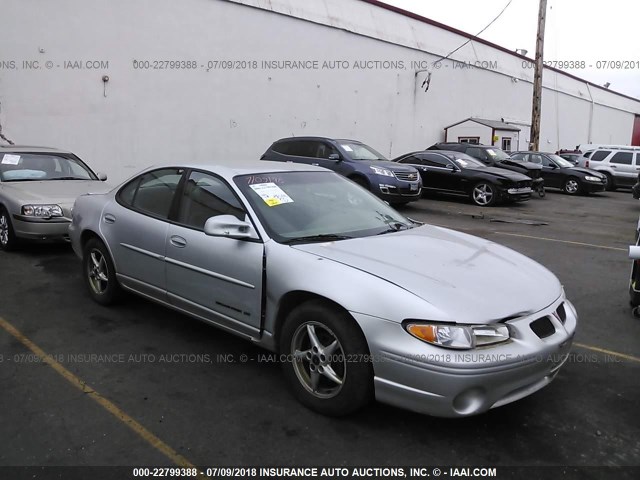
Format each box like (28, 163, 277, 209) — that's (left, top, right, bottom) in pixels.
(538, 154, 563, 188)
(165, 170, 264, 335)
(608, 151, 636, 186)
(420, 153, 461, 192)
(310, 141, 351, 176)
(101, 167, 184, 299)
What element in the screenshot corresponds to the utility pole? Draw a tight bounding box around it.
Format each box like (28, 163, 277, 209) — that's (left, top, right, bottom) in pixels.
(529, 0, 547, 151)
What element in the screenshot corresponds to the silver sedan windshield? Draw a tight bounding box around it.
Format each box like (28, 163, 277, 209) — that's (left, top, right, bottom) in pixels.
(0, 153, 96, 182)
(234, 171, 413, 243)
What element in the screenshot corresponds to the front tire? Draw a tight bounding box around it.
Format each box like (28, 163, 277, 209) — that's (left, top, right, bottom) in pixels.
(563, 177, 581, 195)
(83, 237, 121, 305)
(0, 207, 19, 251)
(603, 173, 615, 191)
(280, 300, 374, 416)
(471, 182, 497, 206)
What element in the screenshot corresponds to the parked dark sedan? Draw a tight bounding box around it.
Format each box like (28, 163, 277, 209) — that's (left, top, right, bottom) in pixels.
(394, 150, 532, 206)
(261, 137, 421, 206)
(428, 143, 545, 195)
(510, 152, 606, 195)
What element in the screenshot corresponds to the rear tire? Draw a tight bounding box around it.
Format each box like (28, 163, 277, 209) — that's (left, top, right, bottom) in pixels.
(83, 237, 121, 305)
(280, 300, 374, 416)
(0, 207, 19, 251)
(563, 177, 581, 195)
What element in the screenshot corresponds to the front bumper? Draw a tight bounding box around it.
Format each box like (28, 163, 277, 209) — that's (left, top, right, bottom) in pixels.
(12, 214, 71, 242)
(373, 181, 422, 204)
(501, 186, 532, 202)
(583, 180, 606, 193)
(351, 296, 577, 417)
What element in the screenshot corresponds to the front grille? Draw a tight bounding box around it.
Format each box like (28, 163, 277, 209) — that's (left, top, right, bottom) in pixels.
(530, 316, 555, 339)
(393, 171, 419, 182)
(515, 180, 532, 188)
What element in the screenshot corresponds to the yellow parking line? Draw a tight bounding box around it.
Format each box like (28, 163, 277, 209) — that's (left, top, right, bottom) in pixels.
(574, 343, 640, 363)
(494, 232, 627, 251)
(0, 315, 197, 469)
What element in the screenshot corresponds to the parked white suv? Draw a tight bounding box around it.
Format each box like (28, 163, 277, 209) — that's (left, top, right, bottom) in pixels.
(581, 147, 640, 190)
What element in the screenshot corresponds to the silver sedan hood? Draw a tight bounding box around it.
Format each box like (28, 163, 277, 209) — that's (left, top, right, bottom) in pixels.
(1, 180, 111, 205)
(292, 225, 562, 324)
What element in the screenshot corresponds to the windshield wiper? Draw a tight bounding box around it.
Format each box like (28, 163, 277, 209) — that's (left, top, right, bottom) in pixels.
(377, 222, 412, 235)
(282, 234, 353, 245)
(49, 176, 86, 180)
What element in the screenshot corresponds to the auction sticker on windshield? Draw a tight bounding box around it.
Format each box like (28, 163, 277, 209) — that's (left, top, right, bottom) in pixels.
(249, 182, 294, 207)
(1, 154, 21, 165)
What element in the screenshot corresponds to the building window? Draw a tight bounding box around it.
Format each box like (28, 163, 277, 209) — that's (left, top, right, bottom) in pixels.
(458, 137, 480, 144)
(501, 137, 512, 151)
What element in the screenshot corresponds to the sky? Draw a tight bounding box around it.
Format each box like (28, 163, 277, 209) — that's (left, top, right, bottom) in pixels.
(378, 0, 640, 99)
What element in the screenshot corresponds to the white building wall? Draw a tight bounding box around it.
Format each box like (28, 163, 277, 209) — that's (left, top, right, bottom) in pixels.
(1, 0, 640, 182)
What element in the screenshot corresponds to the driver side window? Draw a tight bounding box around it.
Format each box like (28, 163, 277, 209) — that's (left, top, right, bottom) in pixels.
(177, 171, 246, 230)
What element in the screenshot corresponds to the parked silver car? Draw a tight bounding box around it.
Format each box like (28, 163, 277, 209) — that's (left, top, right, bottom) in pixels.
(0, 145, 110, 250)
(69, 162, 577, 417)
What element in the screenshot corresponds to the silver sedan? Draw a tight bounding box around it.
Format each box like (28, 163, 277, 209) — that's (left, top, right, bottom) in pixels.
(0, 145, 110, 250)
(69, 161, 577, 417)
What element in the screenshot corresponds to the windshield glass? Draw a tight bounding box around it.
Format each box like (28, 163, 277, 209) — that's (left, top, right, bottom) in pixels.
(548, 154, 575, 168)
(339, 142, 388, 161)
(451, 154, 486, 169)
(0, 153, 97, 182)
(234, 171, 414, 243)
(484, 148, 511, 161)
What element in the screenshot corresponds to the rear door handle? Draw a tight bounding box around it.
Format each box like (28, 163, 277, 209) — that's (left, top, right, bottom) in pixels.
(103, 214, 116, 224)
(170, 235, 187, 248)
(610, 165, 617, 168)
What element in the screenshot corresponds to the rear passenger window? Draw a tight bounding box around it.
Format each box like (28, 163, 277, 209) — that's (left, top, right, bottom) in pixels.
(610, 152, 633, 165)
(285, 141, 318, 158)
(272, 142, 290, 155)
(590, 150, 611, 162)
(119, 168, 184, 219)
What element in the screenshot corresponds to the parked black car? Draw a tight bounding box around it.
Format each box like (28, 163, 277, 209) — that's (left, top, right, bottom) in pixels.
(393, 150, 532, 206)
(261, 137, 422, 205)
(428, 143, 545, 195)
(509, 151, 606, 195)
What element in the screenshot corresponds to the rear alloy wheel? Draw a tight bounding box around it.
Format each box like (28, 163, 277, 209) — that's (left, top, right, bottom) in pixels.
(280, 300, 373, 416)
(83, 237, 121, 305)
(563, 177, 581, 195)
(603, 173, 615, 191)
(0, 207, 18, 251)
(471, 182, 497, 206)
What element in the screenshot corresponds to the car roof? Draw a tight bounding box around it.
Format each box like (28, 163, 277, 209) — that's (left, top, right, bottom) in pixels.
(274, 136, 362, 144)
(141, 160, 329, 178)
(0, 145, 74, 154)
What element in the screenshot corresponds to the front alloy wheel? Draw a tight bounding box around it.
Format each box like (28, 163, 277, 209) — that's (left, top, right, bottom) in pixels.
(563, 177, 581, 195)
(291, 322, 346, 398)
(280, 300, 373, 416)
(471, 182, 497, 206)
(83, 238, 121, 305)
(0, 207, 18, 251)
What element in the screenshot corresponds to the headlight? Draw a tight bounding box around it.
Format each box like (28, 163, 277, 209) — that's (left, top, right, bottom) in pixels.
(22, 204, 64, 218)
(405, 322, 510, 349)
(369, 166, 394, 177)
(584, 176, 601, 182)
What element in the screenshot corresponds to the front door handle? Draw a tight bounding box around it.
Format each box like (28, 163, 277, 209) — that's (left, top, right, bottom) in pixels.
(103, 213, 116, 224)
(610, 165, 617, 168)
(170, 235, 187, 248)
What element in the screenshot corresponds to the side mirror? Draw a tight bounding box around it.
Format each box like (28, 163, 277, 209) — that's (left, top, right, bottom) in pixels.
(97, 172, 108, 181)
(328, 153, 341, 161)
(448, 164, 458, 172)
(204, 215, 255, 240)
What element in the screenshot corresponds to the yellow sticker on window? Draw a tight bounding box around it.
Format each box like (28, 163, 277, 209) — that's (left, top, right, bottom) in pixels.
(249, 182, 294, 207)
